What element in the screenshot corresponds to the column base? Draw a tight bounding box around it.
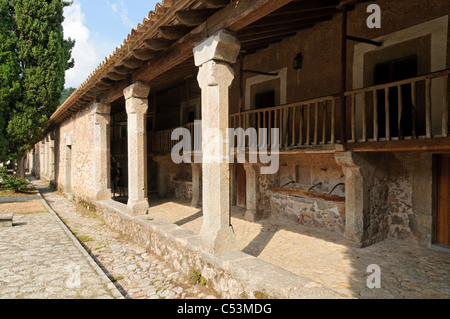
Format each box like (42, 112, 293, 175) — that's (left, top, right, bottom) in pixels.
(200, 225, 236, 254)
(244, 209, 263, 223)
(127, 199, 149, 216)
(95, 189, 111, 201)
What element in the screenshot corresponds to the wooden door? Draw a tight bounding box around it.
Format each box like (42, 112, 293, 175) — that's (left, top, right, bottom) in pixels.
(436, 155, 450, 246)
(236, 164, 247, 208)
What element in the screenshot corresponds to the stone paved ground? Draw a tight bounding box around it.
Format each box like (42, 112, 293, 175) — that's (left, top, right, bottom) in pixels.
(0, 190, 122, 299)
(147, 198, 450, 299)
(29, 178, 217, 299)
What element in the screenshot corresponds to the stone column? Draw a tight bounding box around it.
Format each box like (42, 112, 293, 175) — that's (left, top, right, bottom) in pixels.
(191, 162, 202, 208)
(49, 133, 55, 182)
(194, 29, 240, 254)
(335, 151, 388, 248)
(244, 163, 262, 222)
(43, 137, 49, 179)
(124, 82, 150, 215)
(93, 102, 111, 200)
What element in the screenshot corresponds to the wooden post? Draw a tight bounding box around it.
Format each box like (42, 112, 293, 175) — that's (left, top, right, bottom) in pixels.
(331, 99, 336, 144)
(443, 75, 448, 137)
(340, 5, 348, 144)
(314, 102, 319, 145)
(362, 92, 367, 142)
(373, 89, 378, 141)
(385, 87, 390, 141)
(410, 81, 417, 139)
(322, 102, 327, 144)
(351, 93, 356, 142)
(397, 85, 403, 139)
(426, 78, 432, 138)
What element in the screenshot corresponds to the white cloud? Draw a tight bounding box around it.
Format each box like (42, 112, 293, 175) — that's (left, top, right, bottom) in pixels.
(63, 1, 99, 88)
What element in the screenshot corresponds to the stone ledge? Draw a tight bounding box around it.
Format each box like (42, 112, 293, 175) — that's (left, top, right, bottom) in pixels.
(0, 213, 14, 227)
(95, 199, 347, 299)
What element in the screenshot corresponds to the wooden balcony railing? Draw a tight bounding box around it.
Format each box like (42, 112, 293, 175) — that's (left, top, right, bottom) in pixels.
(148, 70, 450, 155)
(346, 69, 450, 142)
(230, 95, 339, 149)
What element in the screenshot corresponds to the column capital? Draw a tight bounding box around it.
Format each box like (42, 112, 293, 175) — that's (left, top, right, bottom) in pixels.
(197, 60, 235, 89)
(92, 102, 111, 115)
(193, 29, 240, 67)
(123, 81, 150, 100)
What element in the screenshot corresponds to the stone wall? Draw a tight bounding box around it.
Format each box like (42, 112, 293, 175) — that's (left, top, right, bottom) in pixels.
(387, 153, 433, 245)
(94, 200, 342, 299)
(55, 103, 96, 202)
(260, 153, 346, 233)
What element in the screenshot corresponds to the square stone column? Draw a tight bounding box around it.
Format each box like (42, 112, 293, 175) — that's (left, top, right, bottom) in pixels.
(124, 82, 150, 215)
(43, 137, 49, 179)
(93, 102, 111, 200)
(194, 29, 241, 254)
(335, 151, 388, 248)
(191, 162, 202, 208)
(243, 163, 262, 222)
(49, 133, 55, 182)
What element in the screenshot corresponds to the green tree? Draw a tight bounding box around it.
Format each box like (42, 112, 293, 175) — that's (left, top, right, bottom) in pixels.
(0, 0, 20, 162)
(59, 87, 76, 105)
(3, 0, 74, 177)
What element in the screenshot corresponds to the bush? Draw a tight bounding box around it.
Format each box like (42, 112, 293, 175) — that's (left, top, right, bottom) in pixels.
(0, 173, 29, 193)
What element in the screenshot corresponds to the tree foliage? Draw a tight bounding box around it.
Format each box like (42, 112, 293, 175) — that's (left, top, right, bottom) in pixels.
(0, 0, 74, 165)
(59, 87, 76, 105)
(0, 0, 20, 161)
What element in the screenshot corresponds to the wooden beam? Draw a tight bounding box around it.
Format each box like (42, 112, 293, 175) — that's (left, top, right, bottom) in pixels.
(132, 47, 157, 60)
(269, 187, 345, 203)
(107, 72, 126, 81)
(144, 38, 173, 50)
(158, 25, 193, 40)
(346, 137, 450, 153)
(122, 57, 146, 69)
(114, 65, 133, 75)
(176, 9, 220, 26)
(133, 0, 294, 83)
(240, 31, 297, 44)
(246, 9, 336, 29)
(199, 0, 230, 8)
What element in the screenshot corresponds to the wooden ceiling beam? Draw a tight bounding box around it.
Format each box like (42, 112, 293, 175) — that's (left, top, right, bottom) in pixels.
(114, 65, 133, 75)
(133, 0, 295, 83)
(199, 0, 230, 8)
(240, 30, 298, 43)
(247, 9, 336, 28)
(107, 72, 127, 81)
(122, 57, 146, 69)
(158, 25, 193, 40)
(144, 38, 173, 50)
(132, 47, 157, 60)
(176, 9, 220, 26)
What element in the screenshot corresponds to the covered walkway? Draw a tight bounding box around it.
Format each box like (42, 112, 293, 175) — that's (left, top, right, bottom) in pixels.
(145, 198, 450, 299)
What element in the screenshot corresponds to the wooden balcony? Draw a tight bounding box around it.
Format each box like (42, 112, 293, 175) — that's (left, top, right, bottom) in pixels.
(148, 70, 450, 155)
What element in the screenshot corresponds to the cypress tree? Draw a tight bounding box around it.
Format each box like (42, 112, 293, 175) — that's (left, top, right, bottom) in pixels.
(5, 0, 74, 177)
(0, 0, 20, 162)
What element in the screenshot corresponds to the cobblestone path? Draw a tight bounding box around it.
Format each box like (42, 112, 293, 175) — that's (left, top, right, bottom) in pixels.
(0, 201, 122, 299)
(29, 178, 217, 299)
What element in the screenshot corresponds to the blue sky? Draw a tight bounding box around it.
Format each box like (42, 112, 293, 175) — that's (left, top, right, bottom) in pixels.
(63, 0, 159, 88)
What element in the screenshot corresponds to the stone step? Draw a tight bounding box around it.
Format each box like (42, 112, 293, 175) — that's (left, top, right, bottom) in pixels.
(0, 213, 14, 227)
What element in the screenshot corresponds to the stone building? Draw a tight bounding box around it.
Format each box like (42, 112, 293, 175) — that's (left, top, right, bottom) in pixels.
(31, 0, 449, 295)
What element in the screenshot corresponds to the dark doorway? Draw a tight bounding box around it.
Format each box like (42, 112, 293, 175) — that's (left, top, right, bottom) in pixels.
(374, 55, 418, 139)
(255, 90, 275, 109)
